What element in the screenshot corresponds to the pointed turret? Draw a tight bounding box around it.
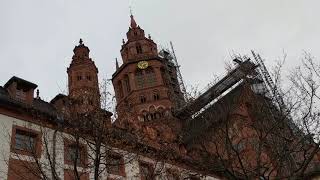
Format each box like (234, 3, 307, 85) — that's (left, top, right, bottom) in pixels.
(119, 15, 158, 64)
(116, 58, 120, 70)
(130, 15, 137, 28)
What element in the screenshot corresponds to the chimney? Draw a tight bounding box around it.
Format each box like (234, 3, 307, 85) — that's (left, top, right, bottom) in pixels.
(4, 76, 38, 104)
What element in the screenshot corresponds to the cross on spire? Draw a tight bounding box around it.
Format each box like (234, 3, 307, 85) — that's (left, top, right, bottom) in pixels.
(79, 38, 83, 45)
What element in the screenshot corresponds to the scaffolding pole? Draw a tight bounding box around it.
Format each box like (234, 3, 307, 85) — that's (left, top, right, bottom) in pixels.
(170, 41, 188, 101)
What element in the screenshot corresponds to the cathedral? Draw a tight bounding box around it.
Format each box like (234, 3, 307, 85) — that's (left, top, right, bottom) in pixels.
(0, 15, 320, 180)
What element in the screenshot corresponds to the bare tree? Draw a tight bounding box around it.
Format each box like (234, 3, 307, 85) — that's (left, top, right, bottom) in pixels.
(180, 52, 320, 179)
(6, 52, 320, 180)
(4, 80, 131, 180)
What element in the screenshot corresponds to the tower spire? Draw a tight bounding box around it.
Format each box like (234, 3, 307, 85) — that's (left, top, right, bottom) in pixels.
(130, 14, 137, 28)
(116, 58, 119, 70)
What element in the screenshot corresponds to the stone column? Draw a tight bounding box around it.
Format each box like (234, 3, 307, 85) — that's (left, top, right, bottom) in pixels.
(129, 72, 136, 90)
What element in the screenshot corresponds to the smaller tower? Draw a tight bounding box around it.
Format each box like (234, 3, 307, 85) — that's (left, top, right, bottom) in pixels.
(67, 39, 100, 112)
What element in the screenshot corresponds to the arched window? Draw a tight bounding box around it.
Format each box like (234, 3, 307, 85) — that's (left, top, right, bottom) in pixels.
(142, 110, 148, 122)
(158, 107, 165, 117)
(153, 90, 160, 101)
(136, 44, 143, 54)
(142, 112, 163, 121)
(135, 70, 144, 89)
(155, 112, 161, 119)
(117, 81, 123, 99)
(145, 68, 156, 86)
(140, 95, 146, 104)
(77, 73, 82, 81)
(86, 73, 92, 81)
(124, 75, 131, 93)
(135, 67, 157, 89)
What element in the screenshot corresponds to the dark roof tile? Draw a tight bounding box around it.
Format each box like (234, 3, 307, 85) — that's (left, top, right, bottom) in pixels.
(4, 76, 37, 89)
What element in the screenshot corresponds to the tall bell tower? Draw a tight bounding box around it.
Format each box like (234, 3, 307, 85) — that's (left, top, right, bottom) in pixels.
(112, 15, 184, 126)
(67, 39, 100, 112)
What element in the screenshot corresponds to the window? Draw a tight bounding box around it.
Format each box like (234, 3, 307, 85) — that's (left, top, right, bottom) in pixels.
(143, 112, 163, 121)
(106, 154, 125, 176)
(154, 112, 162, 119)
(136, 68, 157, 89)
(11, 126, 41, 157)
(140, 95, 146, 104)
(117, 81, 124, 98)
(66, 145, 82, 164)
(77, 75, 82, 81)
(86, 75, 91, 81)
(153, 91, 160, 101)
(64, 140, 87, 167)
(124, 75, 131, 93)
(139, 162, 154, 180)
(15, 129, 36, 152)
(135, 70, 144, 89)
(143, 114, 151, 121)
(136, 45, 143, 54)
(145, 68, 157, 87)
(16, 89, 27, 101)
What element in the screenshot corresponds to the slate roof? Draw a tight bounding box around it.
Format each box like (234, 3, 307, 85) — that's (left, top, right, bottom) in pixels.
(33, 98, 58, 117)
(4, 76, 38, 89)
(50, 93, 67, 104)
(0, 85, 60, 124)
(0, 86, 8, 96)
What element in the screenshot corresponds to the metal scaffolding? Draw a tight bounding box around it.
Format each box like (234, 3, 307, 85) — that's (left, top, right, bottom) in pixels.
(251, 50, 285, 109)
(174, 59, 257, 120)
(170, 41, 188, 101)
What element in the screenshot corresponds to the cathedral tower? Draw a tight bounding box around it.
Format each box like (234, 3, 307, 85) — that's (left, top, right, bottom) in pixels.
(112, 15, 184, 125)
(67, 39, 100, 112)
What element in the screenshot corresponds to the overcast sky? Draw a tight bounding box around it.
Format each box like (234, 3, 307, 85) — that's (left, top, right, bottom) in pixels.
(1, 0, 319, 101)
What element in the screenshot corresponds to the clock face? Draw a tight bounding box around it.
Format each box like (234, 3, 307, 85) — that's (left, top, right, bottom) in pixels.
(137, 61, 149, 69)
